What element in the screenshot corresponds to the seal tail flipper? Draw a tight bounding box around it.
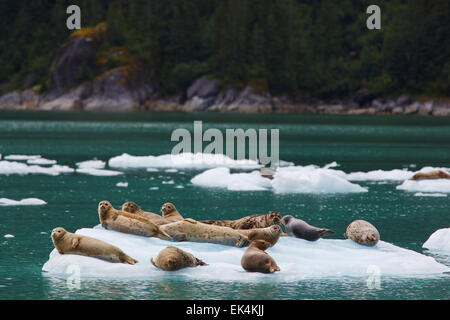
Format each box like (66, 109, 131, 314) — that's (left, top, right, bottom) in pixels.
(235, 236, 250, 247)
(196, 258, 208, 266)
(157, 228, 173, 241)
(150, 258, 157, 267)
(319, 228, 335, 237)
(121, 254, 138, 265)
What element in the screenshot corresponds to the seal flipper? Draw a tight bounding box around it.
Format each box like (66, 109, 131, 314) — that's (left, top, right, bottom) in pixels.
(195, 257, 208, 266)
(150, 258, 157, 267)
(318, 228, 335, 237)
(120, 253, 138, 265)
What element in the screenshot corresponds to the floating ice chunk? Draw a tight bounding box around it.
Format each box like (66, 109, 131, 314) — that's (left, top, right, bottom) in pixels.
(4, 234, 15, 238)
(41, 226, 449, 281)
(191, 167, 272, 191)
(164, 168, 178, 173)
(162, 180, 175, 184)
(175, 185, 184, 189)
(116, 182, 128, 187)
(76, 168, 123, 176)
(414, 192, 447, 197)
(396, 179, 450, 193)
(149, 187, 159, 190)
(108, 153, 262, 170)
(146, 168, 159, 172)
(0, 198, 47, 206)
(27, 158, 57, 165)
(0, 161, 74, 176)
(271, 166, 367, 194)
(4, 155, 41, 161)
(423, 228, 450, 254)
(76, 159, 106, 169)
(345, 169, 413, 181)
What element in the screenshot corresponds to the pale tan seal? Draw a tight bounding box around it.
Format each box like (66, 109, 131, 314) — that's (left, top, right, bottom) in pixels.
(150, 246, 207, 271)
(281, 215, 335, 241)
(51, 227, 138, 264)
(409, 170, 450, 180)
(201, 211, 282, 230)
(159, 218, 249, 247)
(98, 200, 172, 240)
(121, 201, 168, 226)
(344, 220, 380, 246)
(160, 202, 184, 223)
(238, 225, 282, 247)
(241, 240, 280, 273)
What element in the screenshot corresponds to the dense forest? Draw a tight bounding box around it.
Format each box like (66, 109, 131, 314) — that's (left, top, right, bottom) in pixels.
(0, 0, 449, 100)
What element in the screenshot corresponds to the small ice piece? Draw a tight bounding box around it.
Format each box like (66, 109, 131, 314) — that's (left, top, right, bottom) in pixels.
(146, 168, 159, 172)
(0, 198, 47, 206)
(164, 169, 178, 173)
(76, 168, 123, 176)
(191, 167, 271, 191)
(0, 161, 74, 176)
(76, 159, 106, 169)
(4, 234, 15, 238)
(345, 169, 413, 181)
(149, 187, 159, 190)
(423, 228, 450, 254)
(162, 180, 175, 184)
(174, 185, 184, 189)
(27, 158, 57, 165)
(414, 192, 447, 197)
(116, 182, 128, 187)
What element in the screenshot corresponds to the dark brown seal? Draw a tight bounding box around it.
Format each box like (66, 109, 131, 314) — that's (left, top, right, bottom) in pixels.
(201, 211, 282, 230)
(409, 170, 450, 180)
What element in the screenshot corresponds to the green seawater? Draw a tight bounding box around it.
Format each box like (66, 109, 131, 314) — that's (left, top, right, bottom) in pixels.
(0, 111, 449, 300)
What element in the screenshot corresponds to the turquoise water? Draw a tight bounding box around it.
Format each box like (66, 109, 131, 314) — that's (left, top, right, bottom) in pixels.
(0, 111, 449, 300)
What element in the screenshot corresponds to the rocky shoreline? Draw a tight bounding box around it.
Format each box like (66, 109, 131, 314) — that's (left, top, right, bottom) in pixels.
(1, 78, 448, 116)
(0, 22, 448, 116)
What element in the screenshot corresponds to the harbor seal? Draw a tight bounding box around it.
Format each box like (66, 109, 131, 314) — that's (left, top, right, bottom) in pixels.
(159, 218, 249, 247)
(344, 220, 380, 246)
(150, 246, 207, 271)
(98, 200, 172, 240)
(122, 201, 167, 225)
(51, 227, 138, 264)
(201, 211, 282, 230)
(409, 170, 450, 180)
(160, 202, 184, 223)
(281, 215, 335, 241)
(241, 240, 280, 273)
(238, 225, 282, 246)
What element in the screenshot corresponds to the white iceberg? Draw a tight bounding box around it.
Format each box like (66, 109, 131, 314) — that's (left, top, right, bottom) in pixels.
(423, 228, 450, 254)
(191, 167, 272, 191)
(0, 198, 47, 206)
(116, 182, 128, 187)
(108, 153, 262, 170)
(0, 161, 74, 176)
(271, 166, 367, 194)
(42, 226, 449, 281)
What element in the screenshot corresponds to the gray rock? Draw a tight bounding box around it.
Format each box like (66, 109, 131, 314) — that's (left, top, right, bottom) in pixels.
(432, 107, 450, 116)
(418, 101, 434, 115)
(0, 91, 22, 109)
(186, 76, 221, 100)
(396, 94, 411, 106)
(404, 102, 420, 114)
(392, 106, 404, 114)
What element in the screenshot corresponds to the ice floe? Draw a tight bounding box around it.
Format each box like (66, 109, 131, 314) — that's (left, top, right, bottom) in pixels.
(0, 198, 47, 206)
(76, 159, 106, 169)
(396, 179, 450, 193)
(26, 158, 57, 165)
(0, 161, 74, 176)
(191, 165, 366, 193)
(345, 169, 413, 181)
(4, 234, 15, 238)
(42, 226, 450, 281)
(108, 153, 262, 170)
(116, 182, 128, 187)
(4, 155, 41, 161)
(76, 168, 123, 176)
(423, 228, 450, 254)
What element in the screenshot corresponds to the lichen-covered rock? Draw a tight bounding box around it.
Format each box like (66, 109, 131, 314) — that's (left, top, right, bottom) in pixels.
(0, 91, 22, 109)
